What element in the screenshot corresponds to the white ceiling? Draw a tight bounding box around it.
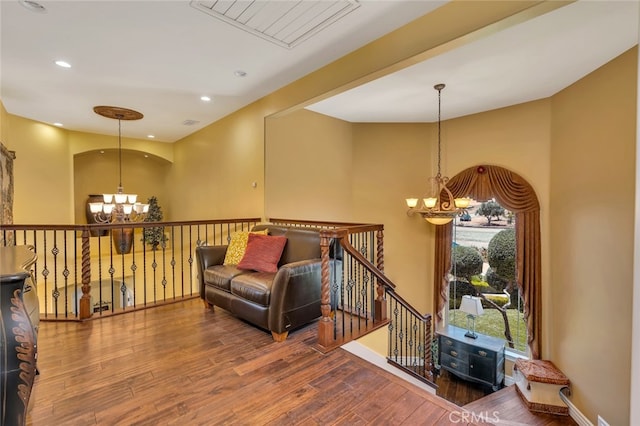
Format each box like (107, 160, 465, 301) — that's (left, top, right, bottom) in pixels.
(1, 1, 638, 144)
(307, 0, 640, 122)
(0, 0, 445, 142)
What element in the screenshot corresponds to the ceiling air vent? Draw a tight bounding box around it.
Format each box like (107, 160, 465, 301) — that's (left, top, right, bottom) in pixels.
(182, 119, 200, 126)
(189, 0, 360, 49)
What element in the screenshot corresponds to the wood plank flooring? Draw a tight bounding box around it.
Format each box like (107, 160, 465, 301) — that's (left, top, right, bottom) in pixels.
(435, 369, 493, 407)
(26, 298, 577, 425)
(465, 386, 578, 426)
(435, 366, 577, 425)
(26, 299, 471, 425)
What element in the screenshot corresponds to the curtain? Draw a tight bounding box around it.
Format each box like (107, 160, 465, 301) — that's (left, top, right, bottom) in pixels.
(433, 165, 541, 359)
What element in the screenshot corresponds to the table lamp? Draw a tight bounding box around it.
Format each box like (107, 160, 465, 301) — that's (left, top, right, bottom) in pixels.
(459, 295, 484, 339)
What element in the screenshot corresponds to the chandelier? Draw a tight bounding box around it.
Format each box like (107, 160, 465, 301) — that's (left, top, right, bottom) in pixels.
(405, 84, 469, 225)
(89, 106, 149, 223)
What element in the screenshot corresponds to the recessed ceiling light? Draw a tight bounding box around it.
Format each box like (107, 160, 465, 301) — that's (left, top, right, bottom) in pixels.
(147, 134, 155, 139)
(100, 150, 105, 154)
(234, 70, 247, 77)
(53, 122, 63, 127)
(144, 154, 149, 158)
(20, 0, 46, 13)
(54, 60, 71, 68)
(200, 96, 211, 102)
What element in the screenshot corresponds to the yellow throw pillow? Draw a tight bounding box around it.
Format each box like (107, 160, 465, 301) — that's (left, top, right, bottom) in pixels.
(223, 230, 268, 265)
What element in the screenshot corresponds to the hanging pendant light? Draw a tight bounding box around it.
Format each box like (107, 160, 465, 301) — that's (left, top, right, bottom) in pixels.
(405, 84, 469, 225)
(89, 106, 149, 223)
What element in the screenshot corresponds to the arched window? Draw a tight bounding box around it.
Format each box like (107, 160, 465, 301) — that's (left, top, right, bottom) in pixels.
(434, 165, 542, 359)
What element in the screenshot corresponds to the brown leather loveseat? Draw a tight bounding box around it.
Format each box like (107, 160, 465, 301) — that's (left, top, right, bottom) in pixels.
(196, 225, 334, 341)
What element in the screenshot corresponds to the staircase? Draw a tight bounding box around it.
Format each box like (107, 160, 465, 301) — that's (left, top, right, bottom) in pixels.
(270, 218, 436, 387)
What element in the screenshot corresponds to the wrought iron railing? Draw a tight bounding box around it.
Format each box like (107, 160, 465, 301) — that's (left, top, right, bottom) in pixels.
(2, 216, 435, 385)
(0, 218, 260, 320)
(386, 288, 434, 385)
(272, 219, 435, 386)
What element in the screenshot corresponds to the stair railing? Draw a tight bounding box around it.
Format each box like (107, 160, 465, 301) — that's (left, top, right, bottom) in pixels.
(270, 219, 434, 386)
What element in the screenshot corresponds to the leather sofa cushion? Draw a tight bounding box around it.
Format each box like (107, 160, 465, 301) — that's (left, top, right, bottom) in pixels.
(250, 225, 321, 266)
(204, 265, 245, 291)
(280, 229, 320, 265)
(230, 272, 275, 306)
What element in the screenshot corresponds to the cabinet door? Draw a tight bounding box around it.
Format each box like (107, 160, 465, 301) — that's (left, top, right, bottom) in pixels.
(469, 353, 495, 384)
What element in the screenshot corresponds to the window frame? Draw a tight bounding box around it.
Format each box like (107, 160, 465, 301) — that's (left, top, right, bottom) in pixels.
(433, 165, 542, 359)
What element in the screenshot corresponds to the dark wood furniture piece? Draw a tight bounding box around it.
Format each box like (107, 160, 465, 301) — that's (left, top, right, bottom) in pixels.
(437, 325, 505, 391)
(1, 245, 38, 426)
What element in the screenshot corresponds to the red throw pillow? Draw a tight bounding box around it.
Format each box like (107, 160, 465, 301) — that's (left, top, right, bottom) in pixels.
(237, 233, 287, 273)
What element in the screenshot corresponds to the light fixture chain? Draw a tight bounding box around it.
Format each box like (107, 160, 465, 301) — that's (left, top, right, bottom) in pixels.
(437, 85, 442, 178)
(118, 118, 123, 188)
(404, 84, 462, 225)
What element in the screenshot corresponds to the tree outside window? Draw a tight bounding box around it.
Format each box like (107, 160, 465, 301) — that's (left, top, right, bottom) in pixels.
(448, 200, 527, 353)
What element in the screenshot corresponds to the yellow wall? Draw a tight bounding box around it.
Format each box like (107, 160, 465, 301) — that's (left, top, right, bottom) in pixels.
(549, 47, 637, 426)
(2, 116, 175, 223)
(5, 115, 72, 223)
(67, 130, 173, 162)
(351, 122, 434, 314)
(266, 109, 353, 221)
(169, 101, 265, 220)
(74, 149, 172, 223)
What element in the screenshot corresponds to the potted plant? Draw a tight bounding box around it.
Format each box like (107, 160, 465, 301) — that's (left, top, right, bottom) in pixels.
(142, 196, 167, 250)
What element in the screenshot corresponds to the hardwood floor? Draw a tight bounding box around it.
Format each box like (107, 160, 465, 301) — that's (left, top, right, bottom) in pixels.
(26, 299, 471, 425)
(435, 369, 493, 407)
(465, 386, 578, 426)
(435, 366, 577, 426)
(26, 299, 576, 425)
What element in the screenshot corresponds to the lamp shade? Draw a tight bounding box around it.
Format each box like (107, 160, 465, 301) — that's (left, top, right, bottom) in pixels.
(459, 295, 484, 316)
(425, 217, 453, 225)
(406, 198, 419, 208)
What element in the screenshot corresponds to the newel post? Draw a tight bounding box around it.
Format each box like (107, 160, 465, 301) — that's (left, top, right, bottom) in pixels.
(79, 228, 92, 320)
(318, 233, 333, 347)
(424, 314, 434, 382)
(376, 228, 384, 273)
(374, 228, 387, 322)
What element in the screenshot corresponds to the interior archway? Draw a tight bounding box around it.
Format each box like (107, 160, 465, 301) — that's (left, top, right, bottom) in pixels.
(73, 149, 172, 223)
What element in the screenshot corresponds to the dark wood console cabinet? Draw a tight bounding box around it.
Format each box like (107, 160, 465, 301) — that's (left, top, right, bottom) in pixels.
(437, 325, 505, 391)
(1, 245, 38, 426)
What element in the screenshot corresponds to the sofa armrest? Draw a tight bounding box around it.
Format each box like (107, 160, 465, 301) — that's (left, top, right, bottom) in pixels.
(195, 245, 228, 299)
(269, 259, 322, 333)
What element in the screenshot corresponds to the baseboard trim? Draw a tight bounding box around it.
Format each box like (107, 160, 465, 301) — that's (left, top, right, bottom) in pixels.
(559, 389, 593, 426)
(504, 375, 515, 386)
(341, 341, 436, 395)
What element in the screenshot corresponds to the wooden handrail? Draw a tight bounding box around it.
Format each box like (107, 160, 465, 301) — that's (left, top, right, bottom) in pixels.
(0, 217, 262, 231)
(268, 218, 373, 227)
(1, 218, 262, 321)
(0, 218, 432, 380)
(336, 235, 396, 290)
(386, 287, 431, 321)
